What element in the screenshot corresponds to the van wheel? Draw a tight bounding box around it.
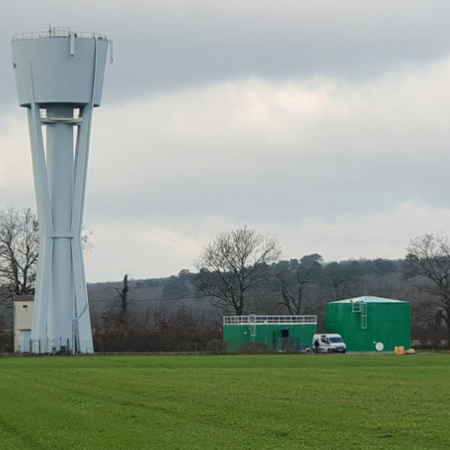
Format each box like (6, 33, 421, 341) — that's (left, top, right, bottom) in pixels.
(327, 348, 331, 353)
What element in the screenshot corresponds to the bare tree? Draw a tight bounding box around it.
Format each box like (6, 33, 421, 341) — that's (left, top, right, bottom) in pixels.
(0, 207, 39, 295)
(0, 207, 39, 323)
(405, 233, 450, 342)
(111, 274, 130, 316)
(0, 206, 93, 323)
(101, 274, 131, 332)
(0, 207, 38, 328)
(276, 254, 323, 315)
(194, 226, 282, 315)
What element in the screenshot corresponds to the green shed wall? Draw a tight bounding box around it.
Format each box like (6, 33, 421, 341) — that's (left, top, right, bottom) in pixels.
(326, 302, 410, 352)
(223, 324, 317, 353)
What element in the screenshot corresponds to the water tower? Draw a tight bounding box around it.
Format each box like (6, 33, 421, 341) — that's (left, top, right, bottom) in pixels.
(11, 27, 112, 354)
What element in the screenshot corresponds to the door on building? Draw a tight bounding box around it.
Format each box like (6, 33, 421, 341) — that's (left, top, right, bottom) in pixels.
(281, 329, 290, 351)
(20, 329, 31, 353)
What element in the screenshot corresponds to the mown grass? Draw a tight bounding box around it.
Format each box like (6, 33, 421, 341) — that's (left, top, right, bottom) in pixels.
(0, 354, 450, 449)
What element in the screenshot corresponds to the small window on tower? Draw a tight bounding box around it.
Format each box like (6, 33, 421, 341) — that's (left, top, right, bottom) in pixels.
(22, 305, 28, 309)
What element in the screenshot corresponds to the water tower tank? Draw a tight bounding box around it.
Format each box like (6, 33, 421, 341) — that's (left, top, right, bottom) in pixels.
(326, 296, 411, 352)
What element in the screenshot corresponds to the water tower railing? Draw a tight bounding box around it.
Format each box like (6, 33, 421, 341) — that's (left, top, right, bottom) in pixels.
(223, 315, 317, 325)
(12, 29, 108, 42)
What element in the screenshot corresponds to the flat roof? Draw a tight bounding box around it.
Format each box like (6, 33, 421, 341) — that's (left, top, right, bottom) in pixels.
(330, 295, 408, 304)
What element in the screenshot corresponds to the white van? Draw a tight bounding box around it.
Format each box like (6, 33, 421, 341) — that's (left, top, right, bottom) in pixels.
(312, 334, 346, 354)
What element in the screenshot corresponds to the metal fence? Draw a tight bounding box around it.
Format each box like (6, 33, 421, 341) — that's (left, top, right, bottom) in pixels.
(20, 338, 93, 355)
(223, 315, 317, 325)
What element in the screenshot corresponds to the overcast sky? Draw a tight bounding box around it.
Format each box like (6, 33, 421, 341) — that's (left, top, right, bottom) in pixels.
(1, 1, 450, 281)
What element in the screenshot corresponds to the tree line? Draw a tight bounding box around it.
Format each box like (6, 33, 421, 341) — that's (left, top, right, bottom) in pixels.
(193, 226, 450, 346)
(0, 208, 449, 351)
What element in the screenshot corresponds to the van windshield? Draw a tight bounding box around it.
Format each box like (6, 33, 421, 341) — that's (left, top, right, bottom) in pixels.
(329, 337, 343, 343)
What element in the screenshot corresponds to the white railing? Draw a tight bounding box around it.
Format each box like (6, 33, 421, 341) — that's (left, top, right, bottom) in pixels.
(223, 315, 317, 325)
(12, 28, 108, 42)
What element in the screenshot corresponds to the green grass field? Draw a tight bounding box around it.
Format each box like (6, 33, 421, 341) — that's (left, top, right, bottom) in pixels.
(1, 354, 450, 449)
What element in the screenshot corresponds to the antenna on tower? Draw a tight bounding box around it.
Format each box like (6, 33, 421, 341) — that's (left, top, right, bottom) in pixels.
(110, 38, 114, 63)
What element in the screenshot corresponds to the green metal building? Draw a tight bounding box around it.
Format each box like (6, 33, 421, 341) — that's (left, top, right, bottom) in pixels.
(223, 315, 317, 353)
(326, 296, 411, 352)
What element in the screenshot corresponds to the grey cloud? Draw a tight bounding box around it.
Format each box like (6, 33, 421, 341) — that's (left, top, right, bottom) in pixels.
(99, 1, 450, 101)
(80, 61, 450, 229)
(2, 1, 450, 107)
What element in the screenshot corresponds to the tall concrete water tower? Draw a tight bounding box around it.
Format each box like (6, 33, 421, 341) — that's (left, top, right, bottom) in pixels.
(11, 27, 112, 354)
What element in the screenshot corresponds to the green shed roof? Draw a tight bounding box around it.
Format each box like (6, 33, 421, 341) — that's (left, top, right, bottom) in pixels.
(330, 296, 408, 304)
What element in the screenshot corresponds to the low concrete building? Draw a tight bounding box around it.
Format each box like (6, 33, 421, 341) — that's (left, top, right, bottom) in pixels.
(14, 296, 34, 353)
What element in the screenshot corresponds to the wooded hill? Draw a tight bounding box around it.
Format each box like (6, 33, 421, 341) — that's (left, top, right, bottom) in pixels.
(86, 255, 445, 348)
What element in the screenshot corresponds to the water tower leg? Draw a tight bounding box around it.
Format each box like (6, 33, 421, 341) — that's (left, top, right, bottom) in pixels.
(71, 105, 94, 354)
(27, 101, 53, 354)
(46, 105, 75, 351)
